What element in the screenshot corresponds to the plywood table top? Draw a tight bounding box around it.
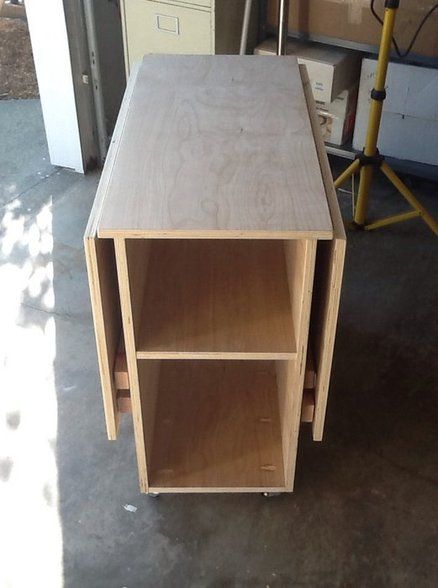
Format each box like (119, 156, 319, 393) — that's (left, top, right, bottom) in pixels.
(97, 55, 333, 240)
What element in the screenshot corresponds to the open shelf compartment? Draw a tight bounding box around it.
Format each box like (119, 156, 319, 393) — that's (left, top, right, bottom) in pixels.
(126, 239, 299, 360)
(139, 359, 289, 492)
(85, 57, 347, 495)
(119, 237, 317, 492)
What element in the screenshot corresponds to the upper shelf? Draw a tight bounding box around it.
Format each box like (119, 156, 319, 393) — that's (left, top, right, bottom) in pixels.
(135, 239, 297, 360)
(97, 55, 333, 240)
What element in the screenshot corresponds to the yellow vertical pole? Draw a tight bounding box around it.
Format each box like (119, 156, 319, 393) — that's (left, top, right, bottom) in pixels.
(354, 5, 397, 226)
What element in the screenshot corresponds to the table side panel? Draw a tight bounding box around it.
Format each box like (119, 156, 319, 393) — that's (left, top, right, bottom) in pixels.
(84, 237, 121, 440)
(83, 62, 141, 439)
(300, 64, 346, 441)
(278, 238, 316, 489)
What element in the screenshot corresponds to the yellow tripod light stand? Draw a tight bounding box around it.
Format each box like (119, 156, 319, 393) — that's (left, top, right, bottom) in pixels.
(334, 0, 438, 236)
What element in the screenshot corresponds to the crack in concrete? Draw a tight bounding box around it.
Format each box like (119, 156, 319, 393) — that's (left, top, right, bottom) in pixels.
(2, 168, 59, 208)
(21, 300, 75, 321)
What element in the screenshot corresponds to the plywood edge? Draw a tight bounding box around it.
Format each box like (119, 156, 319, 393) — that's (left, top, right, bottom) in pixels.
(136, 351, 297, 360)
(114, 238, 150, 492)
(83, 63, 141, 441)
(84, 60, 140, 242)
(147, 486, 289, 494)
(97, 228, 334, 240)
(300, 64, 346, 442)
(312, 243, 345, 441)
(84, 237, 119, 440)
(278, 239, 317, 490)
(299, 64, 346, 243)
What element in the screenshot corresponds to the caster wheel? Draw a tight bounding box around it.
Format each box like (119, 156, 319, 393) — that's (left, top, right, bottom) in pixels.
(148, 492, 160, 498)
(262, 492, 282, 498)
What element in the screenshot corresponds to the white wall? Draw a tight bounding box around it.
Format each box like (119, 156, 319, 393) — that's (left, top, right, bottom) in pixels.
(26, 0, 84, 172)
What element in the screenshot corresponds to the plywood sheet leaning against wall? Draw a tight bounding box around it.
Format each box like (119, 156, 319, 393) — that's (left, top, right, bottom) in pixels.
(300, 64, 346, 441)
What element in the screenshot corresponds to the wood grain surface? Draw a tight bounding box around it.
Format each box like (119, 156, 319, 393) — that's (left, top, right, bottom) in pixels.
(114, 238, 150, 492)
(98, 55, 333, 239)
(301, 65, 346, 442)
(134, 239, 296, 359)
(276, 239, 316, 489)
(83, 238, 121, 440)
(83, 63, 141, 440)
(148, 360, 285, 491)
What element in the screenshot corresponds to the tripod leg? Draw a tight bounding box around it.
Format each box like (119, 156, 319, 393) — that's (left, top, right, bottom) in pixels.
(354, 164, 374, 226)
(365, 210, 420, 231)
(333, 158, 360, 189)
(379, 162, 438, 236)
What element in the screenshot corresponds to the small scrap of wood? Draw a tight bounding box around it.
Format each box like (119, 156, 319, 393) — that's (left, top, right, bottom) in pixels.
(114, 351, 129, 389)
(301, 389, 315, 423)
(116, 390, 131, 413)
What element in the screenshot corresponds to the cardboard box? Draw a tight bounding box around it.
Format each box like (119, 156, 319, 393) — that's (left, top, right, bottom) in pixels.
(254, 38, 360, 103)
(316, 84, 358, 146)
(267, 0, 438, 58)
(353, 58, 438, 165)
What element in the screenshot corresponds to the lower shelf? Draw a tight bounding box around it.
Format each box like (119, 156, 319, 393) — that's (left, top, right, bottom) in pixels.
(140, 360, 286, 492)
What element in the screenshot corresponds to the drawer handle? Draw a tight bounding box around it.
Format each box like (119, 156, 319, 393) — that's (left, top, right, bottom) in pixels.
(155, 14, 180, 35)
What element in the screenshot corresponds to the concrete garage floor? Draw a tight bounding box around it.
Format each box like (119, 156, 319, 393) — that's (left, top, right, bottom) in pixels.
(1, 99, 437, 587)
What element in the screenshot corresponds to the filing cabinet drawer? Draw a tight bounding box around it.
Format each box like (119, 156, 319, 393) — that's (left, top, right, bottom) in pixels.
(169, 0, 211, 7)
(124, 0, 213, 69)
